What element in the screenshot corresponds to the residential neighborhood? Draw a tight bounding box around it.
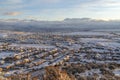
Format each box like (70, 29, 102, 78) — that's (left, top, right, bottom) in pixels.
(0, 31, 119, 80)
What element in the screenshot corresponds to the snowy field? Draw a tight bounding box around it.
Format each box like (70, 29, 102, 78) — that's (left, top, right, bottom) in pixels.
(57, 32, 114, 36)
(8, 44, 55, 49)
(0, 52, 15, 59)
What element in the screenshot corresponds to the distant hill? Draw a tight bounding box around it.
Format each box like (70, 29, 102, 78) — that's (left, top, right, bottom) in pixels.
(0, 18, 120, 32)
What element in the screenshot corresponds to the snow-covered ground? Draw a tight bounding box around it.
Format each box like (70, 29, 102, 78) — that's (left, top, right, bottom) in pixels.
(79, 38, 110, 43)
(0, 33, 8, 38)
(0, 31, 119, 79)
(9, 44, 55, 49)
(0, 52, 15, 59)
(57, 32, 114, 36)
(113, 69, 120, 76)
(96, 42, 120, 48)
(93, 29, 120, 32)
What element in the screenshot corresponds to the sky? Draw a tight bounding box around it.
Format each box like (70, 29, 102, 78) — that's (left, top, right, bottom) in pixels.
(0, 0, 120, 20)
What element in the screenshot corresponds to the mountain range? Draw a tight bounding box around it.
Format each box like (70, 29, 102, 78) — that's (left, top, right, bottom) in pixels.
(0, 18, 120, 32)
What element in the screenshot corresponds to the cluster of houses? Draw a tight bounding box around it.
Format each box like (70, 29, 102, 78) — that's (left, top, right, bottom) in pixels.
(0, 42, 71, 80)
(0, 31, 119, 80)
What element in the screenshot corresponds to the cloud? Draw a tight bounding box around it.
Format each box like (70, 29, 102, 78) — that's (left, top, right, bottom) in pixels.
(1, 0, 120, 20)
(26, 16, 39, 20)
(79, 0, 120, 8)
(39, 0, 61, 3)
(3, 12, 22, 16)
(0, 0, 23, 5)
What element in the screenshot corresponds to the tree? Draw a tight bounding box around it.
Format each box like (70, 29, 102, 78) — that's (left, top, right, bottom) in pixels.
(44, 66, 76, 80)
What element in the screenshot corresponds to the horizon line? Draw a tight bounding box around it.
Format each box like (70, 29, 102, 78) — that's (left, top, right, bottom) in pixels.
(0, 17, 120, 21)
